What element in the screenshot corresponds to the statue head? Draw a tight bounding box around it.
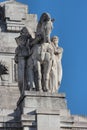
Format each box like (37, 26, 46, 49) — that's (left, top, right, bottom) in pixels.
(20, 27, 35, 39)
(20, 27, 30, 37)
(39, 13, 51, 23)
(51, 36, 59, 47)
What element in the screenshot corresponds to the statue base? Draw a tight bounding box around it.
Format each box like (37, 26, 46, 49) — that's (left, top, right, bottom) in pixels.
(17, 91, 73, 130)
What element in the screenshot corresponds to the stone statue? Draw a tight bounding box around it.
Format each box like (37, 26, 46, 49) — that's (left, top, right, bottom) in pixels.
(36, 13, 54, 43)
(15, 27, 31, 94)
(27, 34, 43, 91)
(15, 13, 63, 94)
(50, 36, 63, 92)
(15, 27, 43, 93)
(27, 40, 53, 92)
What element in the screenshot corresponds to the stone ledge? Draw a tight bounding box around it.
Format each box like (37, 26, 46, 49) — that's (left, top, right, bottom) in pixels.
(60, 116, 74, 128)
(0, 47, 16, 53)
(73, 122, 87, 128)
(21, 115, 35, 121)
(0, 121, 21, 128)
(17, 91, 66, 106)
(21, 115, 36, 127)
(60, 116, 74, 123)
(24, 91, 66, 98)
(17, 91, 67, 112)
(36, 109, 60, 115)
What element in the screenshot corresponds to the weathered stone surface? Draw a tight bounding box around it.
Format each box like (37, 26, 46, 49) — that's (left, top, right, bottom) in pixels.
(0, 1, 37, 129)
(5, 1, 28, 21)
(17, 91, 87, 130)
(72, 115, 87, 128)
(36, 109, 60, 130)
(18, 91, 68, 130)
(0, 86, 20, 109)
(37, 113, 60, 130)
(18, 91, 67, 113)
(0, 0, 37, 86)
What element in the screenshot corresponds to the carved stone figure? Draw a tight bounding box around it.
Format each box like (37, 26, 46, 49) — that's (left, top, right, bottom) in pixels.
(15, 27, 31, 94)
(15, 13, 63, 94)
(27, 35, 43, 91)
(0, 62, 8, 81)
(50, 36, 63, 92)
(27, 41, 53, 92)
(36, 13, 53, 43)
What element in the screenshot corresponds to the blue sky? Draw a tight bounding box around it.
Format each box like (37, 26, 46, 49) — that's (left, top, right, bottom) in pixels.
(1, 0, 87, 115)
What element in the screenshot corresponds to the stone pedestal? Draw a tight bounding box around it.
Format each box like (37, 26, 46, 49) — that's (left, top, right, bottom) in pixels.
(37, 109, 60, 130)
(17, 91, 73, 130)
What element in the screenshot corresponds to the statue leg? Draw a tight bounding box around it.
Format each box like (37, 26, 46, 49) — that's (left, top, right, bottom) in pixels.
(43, 60, 52, 92)
(18, 57, 25, 94)
(35, 61, 42, 92)
(57, 61, 62, 88)
(27, 66, 35, 91)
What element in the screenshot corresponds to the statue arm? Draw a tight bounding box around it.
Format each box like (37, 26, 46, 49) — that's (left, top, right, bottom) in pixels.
(54, 47, 63, 55)
(30, 35, 42, 46)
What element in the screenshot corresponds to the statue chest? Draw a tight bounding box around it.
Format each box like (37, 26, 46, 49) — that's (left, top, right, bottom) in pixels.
(36, 43, 52, 62)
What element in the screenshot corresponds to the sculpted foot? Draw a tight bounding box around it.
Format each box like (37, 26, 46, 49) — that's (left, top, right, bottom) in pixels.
(43, 87, 48, 92)
(39, 89, 43, 92)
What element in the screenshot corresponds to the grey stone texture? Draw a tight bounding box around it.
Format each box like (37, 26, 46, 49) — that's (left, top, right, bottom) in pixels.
(17, 91, 87, 130)
(0, 0, 37, 86)
(17, 91, 68, 130)
(0, 0, 37, 129)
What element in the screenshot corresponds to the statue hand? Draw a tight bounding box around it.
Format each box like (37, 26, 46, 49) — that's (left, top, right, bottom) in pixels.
(37, 34, 43, 42)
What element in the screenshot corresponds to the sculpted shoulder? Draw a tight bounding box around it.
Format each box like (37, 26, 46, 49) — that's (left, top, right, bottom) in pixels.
(58, 47, 63, 53)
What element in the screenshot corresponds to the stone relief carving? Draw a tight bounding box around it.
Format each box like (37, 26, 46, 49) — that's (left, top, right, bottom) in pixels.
(15, 13, 63, 94)
(0, 61, 8, 81)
